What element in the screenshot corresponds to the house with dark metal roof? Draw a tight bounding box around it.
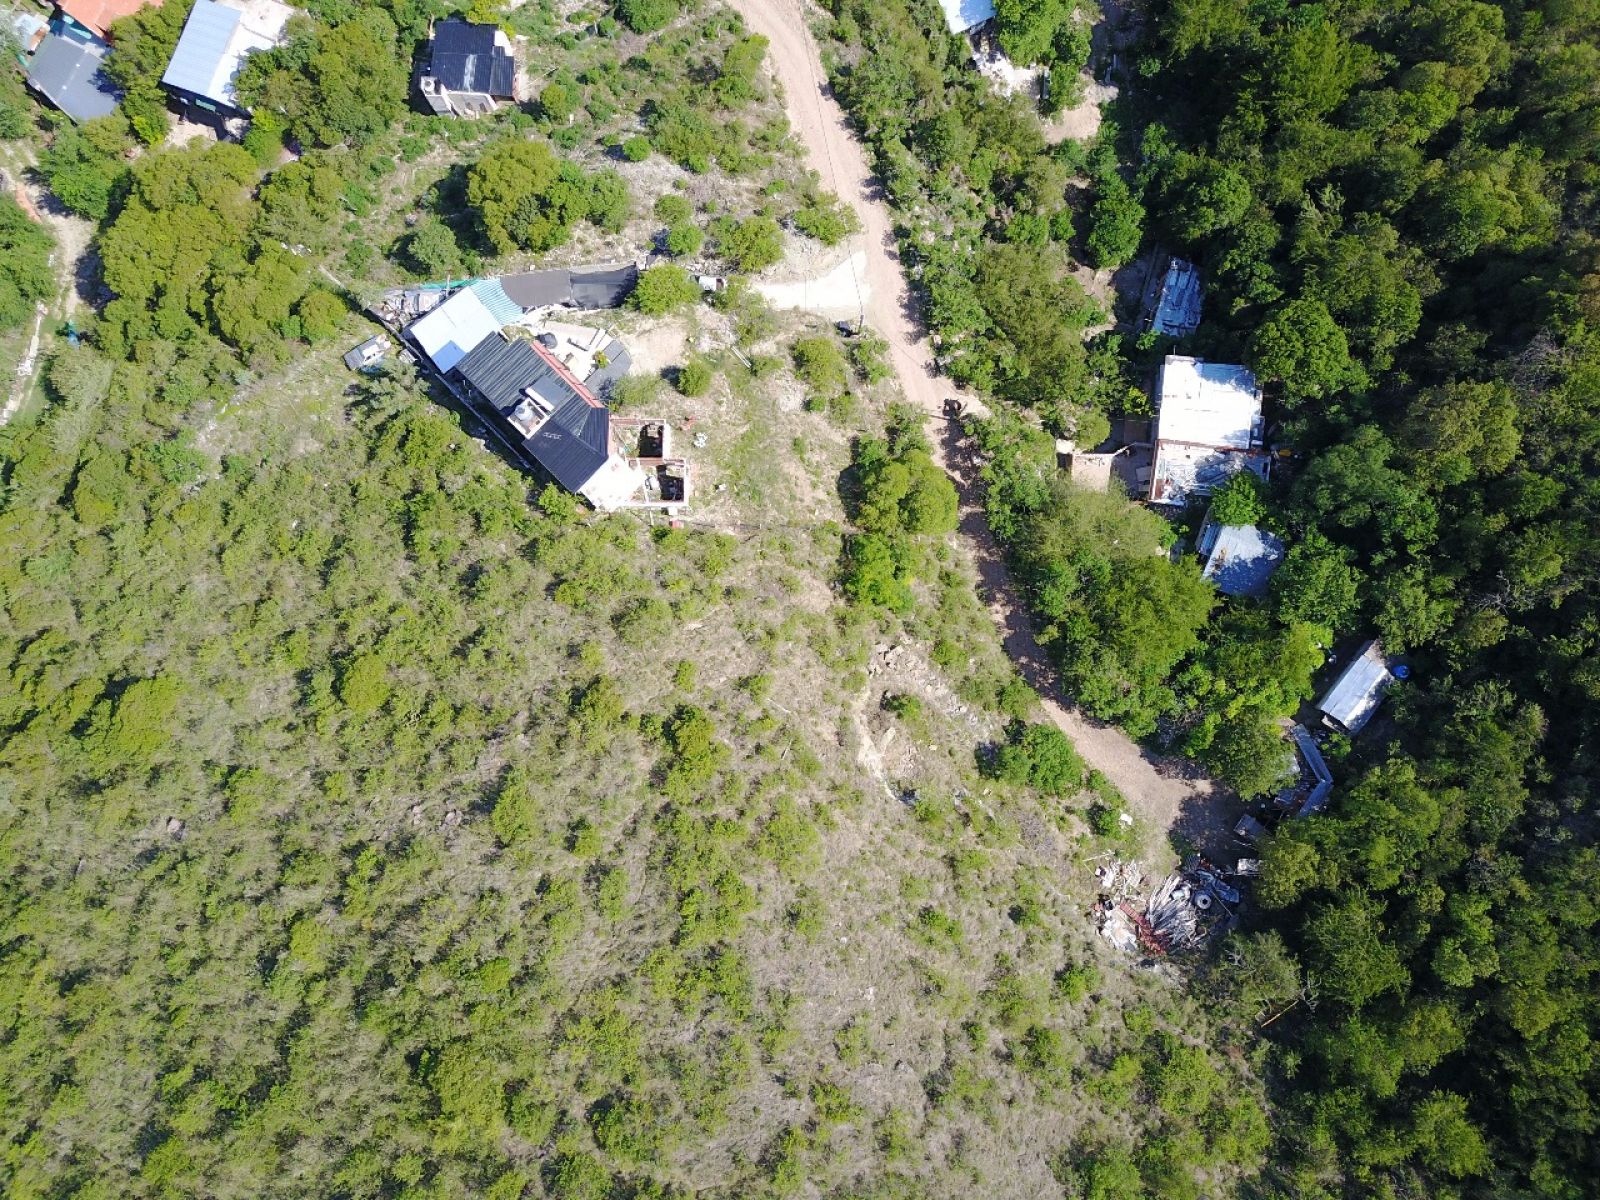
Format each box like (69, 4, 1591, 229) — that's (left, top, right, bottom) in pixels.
(160, 0, 293, 118)
(453, 333, 645, 510)
(26, 29, 121, 122)
(418, 18, 516, 117)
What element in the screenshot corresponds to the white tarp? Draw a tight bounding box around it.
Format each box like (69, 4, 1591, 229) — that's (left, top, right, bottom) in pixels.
(1156, 356, 1261, 449)
(937, 0, 995, 35)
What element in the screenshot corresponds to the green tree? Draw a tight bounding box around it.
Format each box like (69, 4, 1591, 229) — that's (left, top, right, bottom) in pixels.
(1250, 297, 1355, 400)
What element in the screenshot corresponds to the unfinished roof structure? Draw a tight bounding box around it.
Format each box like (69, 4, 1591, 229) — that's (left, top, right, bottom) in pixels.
(161, 0, 293, 115)
(1199, 522, 1284, 598)
(1149, 258, 1202, 338)
(937, 0, 995, 35)
(418, 18, 515, 116)
(1148, 356, 1267, 506)
(26, 31, 120, 122)
(1280, 724, 1334, 816)
(1316, 640, 1393, 735)
(60, 0, 163, 40)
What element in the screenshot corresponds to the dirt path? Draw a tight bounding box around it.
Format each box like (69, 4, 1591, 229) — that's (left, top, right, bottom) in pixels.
(724, 0, 983, 422)
(726, 0, 1235, 863)
(2, 152, 96, 425)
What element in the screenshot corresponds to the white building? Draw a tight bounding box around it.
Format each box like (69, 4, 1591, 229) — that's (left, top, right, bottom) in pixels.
(1148, 355, 1267, 506)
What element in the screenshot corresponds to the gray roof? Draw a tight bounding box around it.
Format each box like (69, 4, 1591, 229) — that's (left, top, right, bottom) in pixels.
(426, 18, 515, 97)
(26, 33, 120, 122)
(1316, 640, 1393, 735)
(526, 396, 611, 493)
(584, 340, 632, 396)
(1201, 524, 1285, 598)
(162, 0, 242, 99)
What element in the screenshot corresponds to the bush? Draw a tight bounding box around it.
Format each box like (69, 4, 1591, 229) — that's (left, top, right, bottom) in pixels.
(1208, 470, 1268, 527)
(792, 335, 848, 397)
(675, 357, 713, 397)
(713, 215, 784, 272)
(665, 222, 703, 257)
(654, 194, 692, 224)
(793, 196, 860, 245)
(622, 135, 651, 161)
(616, 0, 679, 33)
(628, 264, 702, 315)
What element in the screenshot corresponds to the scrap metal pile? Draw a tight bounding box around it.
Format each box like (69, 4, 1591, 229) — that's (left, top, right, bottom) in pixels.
(1096, 856, 1246, 957)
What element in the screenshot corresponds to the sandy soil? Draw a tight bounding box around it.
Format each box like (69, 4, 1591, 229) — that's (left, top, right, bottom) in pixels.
(754, 247, 869, 319)
(725, 0, 1235, 865)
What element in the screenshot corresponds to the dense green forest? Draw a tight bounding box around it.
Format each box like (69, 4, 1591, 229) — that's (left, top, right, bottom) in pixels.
(821, 0, 1599, 1195)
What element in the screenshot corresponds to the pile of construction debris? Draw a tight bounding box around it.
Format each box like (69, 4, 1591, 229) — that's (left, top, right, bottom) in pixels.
(1096, 855, 1247, 957)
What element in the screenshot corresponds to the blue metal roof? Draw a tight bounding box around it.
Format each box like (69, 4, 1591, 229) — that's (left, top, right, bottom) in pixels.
(161, 0, 242, 100)
(1202, 524, 1285, 598)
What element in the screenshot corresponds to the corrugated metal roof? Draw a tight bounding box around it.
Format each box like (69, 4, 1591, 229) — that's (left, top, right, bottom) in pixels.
(454, 334, 612, 492)
(409, 286, 501, 372)
(1156, 356, 1261, 449)
(1316, 640, 1392, 734)
(1201, 524, 1285, 597)
(27, 33, 121, 122)
(1151, 258, 1202, 338)
(426, 18, 514, 97)
(469, 277, 522, 325)
(162, 0, 242, 98)
(936, 0, 994, 34)
(161, 0, 292, 109)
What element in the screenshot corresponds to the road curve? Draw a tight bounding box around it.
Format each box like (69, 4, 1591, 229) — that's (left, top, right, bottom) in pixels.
(726, 0, 1233, 860)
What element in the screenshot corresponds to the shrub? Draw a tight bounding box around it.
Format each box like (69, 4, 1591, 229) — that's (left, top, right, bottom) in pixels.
(675, 357, 713, 396)
(793, 196, 860, 245)
(622, 135, 651, 161)
(654, 194, 692, 224)
(713, 215, 784, 271)
(665, 221, 703, 257)
(792, 335, 848, 397)
(628, 264, 701, 315)
(1208, 470, 1268, 527)
(616, 0, 679, 33)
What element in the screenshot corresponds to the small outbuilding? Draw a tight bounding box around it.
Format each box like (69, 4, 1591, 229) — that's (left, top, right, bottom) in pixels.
(418, 18, 516, 117)
(1199, 522, 1284, 598)
(1316, 640, 1394, 736)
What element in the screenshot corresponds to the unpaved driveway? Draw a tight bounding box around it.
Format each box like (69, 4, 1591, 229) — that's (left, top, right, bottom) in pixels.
(726, 0, 1235, 863)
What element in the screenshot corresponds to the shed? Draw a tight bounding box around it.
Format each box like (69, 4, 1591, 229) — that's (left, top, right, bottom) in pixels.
(1149, 258, 1202, 338)
(1148, 355, 1267, 506)
(161, 0, 293, 116)
(936, 0, 995, 35)
(408, 286, 502, 373)
(26, 33, 121, 122)
(1200, 523, 1284, 597)
(1316, 640, 1393, 736)
(59, 0, 163, 40)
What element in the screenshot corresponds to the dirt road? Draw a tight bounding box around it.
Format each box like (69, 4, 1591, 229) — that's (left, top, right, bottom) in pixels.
(726, 0, 1234, 861)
